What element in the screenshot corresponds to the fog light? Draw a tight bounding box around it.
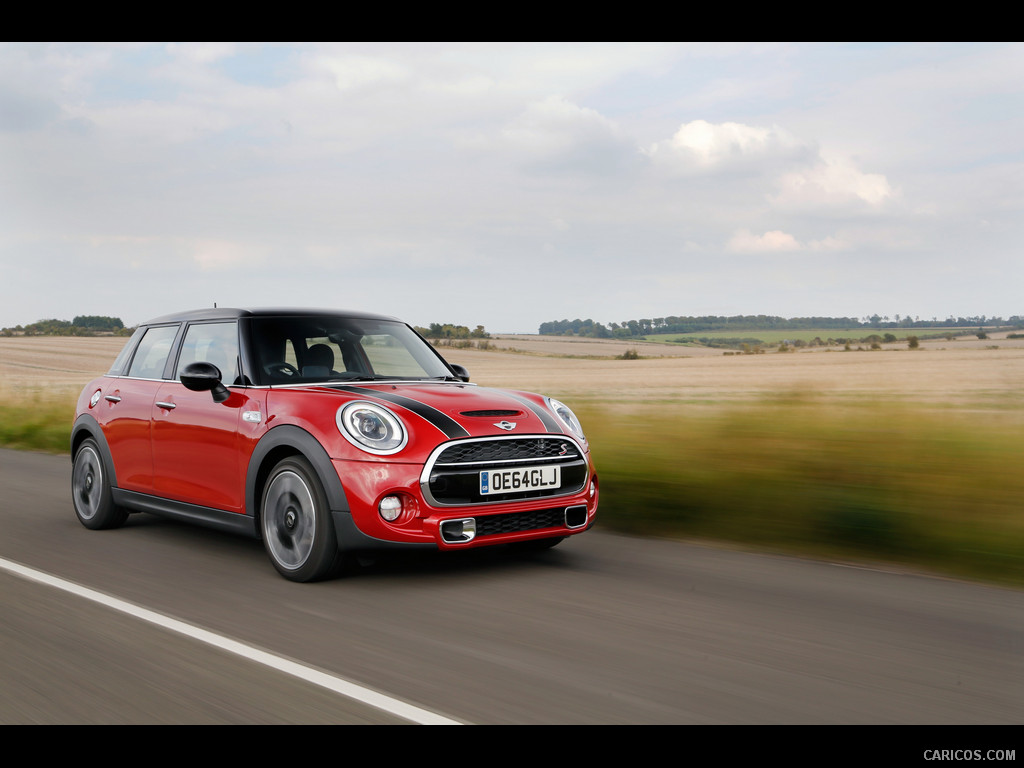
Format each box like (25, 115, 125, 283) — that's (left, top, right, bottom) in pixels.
(589, 480, 596, 497)
(379, 495, 402, 522)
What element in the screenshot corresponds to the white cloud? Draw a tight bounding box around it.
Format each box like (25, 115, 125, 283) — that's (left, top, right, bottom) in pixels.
(166, 42, 237, 65)
(315, 54, 411, 92)
(727, 229, 851, 253)
(503, 96, 615, 149)
(646, 119, 894, 215)
(774, 152, 894, 208)
(499, 96, 637, 174)
(646, 119, 803, 171)
(728, 229, 802, 252)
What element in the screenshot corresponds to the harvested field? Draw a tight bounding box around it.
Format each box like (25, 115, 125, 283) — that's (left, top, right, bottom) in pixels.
(484, 334, 702, 357)
(2, 335, 1023, 418)
(0, 337, 128, 396)
(444, 344, 1024, 416)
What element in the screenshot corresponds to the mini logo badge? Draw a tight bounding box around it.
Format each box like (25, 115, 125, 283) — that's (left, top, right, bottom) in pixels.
(494, 420, 516, 431)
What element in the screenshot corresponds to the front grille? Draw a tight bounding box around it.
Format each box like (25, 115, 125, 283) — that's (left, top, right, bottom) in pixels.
(422, 436, 588, 506)
(434, 438, 581, 466)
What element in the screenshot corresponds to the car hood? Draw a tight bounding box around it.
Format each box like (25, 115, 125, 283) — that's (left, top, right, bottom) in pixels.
(315, 381, 571, 442)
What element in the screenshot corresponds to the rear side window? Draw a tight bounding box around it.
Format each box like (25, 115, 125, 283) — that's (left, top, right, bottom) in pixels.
(108, 327, 144, 375)
(127, 325, 179, 379)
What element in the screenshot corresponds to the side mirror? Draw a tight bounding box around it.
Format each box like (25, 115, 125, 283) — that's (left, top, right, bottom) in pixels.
(181, 362, 230, 403)
(449, 364, 470, 382)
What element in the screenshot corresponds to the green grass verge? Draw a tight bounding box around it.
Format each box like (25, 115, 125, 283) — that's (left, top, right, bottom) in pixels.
(579, 401, 1024, 586)
(0, 396, 74, 453)
(3, 394, 1022, 586)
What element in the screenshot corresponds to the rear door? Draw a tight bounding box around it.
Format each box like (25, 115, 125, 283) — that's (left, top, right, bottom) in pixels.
(102, 323, 180, 493)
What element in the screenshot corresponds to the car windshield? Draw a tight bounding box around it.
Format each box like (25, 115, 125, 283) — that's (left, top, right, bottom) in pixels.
(251, 316, 454, 385)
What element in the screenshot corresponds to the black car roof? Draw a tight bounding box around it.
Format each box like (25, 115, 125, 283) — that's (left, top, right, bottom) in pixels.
(142, 307, 401, 325)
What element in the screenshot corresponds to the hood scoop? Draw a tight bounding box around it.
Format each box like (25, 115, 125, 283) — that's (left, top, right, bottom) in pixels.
(460, 409, 523, 418)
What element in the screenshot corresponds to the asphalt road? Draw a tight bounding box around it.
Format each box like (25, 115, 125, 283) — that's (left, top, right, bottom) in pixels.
(1, 447, 1022, 724)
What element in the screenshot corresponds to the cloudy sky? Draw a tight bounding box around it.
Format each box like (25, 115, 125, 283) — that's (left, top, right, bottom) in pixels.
(1, 42, 1021, 332)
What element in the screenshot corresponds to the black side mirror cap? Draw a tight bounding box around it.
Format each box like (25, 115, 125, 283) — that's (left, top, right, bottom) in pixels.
(180, 362, 230, 403)
(450, 364, 470, 382)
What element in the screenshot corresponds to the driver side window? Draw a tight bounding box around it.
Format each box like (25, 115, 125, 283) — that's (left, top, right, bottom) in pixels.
(176, 322, 241, 385)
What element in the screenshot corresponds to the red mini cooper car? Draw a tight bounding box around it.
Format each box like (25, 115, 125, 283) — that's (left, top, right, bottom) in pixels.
(71, 308, 598, 581)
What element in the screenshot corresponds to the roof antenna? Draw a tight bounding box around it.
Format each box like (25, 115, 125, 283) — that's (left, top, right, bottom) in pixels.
(214, 302, 217, 308)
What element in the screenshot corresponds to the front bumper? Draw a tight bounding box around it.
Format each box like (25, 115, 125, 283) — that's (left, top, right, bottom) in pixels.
(331, 456, 598, 551)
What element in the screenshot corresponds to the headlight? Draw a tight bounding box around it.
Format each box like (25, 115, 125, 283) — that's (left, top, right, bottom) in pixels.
(337, 401, 408, 455)
(546, 397, 585, 441)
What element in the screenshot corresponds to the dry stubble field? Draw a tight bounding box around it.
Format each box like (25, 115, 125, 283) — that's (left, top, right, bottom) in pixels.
(453, 333, 1024, 417)
(2, 333, 1024, 414)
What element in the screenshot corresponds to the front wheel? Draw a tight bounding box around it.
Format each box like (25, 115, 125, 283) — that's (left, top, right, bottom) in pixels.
(72, 438, 128, 530)
(260, 456, 342, 582)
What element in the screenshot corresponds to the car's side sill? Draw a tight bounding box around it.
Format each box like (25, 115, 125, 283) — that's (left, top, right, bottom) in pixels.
(112, 489, 258, 538)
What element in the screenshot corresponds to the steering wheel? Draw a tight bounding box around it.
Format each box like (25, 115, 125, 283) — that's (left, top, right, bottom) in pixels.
(264, 362, 299, 378)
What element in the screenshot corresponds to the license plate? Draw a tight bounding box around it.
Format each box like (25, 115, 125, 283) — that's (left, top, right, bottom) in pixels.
(480, 465, 561, 495)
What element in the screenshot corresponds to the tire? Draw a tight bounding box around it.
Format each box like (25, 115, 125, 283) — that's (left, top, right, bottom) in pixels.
(260, 456, 342, 582)
(72, 438, 128, 530)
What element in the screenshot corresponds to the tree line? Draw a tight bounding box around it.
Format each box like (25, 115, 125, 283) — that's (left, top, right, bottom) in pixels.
(539, 314, 1024, 338)
(1, 317, 491, 340)
(413, 323, 490, 340)
(1, 316, 129, 336)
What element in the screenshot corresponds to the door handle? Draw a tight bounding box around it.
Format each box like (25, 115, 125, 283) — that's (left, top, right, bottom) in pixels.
(156, 401, 177, 410)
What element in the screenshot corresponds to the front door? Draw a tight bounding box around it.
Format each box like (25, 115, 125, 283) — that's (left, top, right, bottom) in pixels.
(151, 321, 246, 512)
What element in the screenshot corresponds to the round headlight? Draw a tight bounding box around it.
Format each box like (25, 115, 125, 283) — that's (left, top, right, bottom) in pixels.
(546, 397, 585, 441)
(337, 401, 408, 455)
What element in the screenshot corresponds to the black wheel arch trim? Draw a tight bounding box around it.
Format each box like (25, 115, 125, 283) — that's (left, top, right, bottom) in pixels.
(246, 424, 351, 521)
(331, 512, 436, 553)
(70, 414, 118, 489)
(246, 426, 436, 553)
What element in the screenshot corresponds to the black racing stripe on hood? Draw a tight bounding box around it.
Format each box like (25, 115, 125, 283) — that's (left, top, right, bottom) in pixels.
(499, 391, 563, 433)
(331, 386, 470, 439)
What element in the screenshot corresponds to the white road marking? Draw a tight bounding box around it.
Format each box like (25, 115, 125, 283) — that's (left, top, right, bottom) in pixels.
(0, 557, 463, 725)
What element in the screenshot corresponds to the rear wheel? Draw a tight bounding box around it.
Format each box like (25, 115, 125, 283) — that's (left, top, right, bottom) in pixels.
(72, 438, 127, 530)
(260, 456, 341, 582)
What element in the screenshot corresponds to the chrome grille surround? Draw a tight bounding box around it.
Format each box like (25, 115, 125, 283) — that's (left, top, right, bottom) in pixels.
(420, 435, 589, 507)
